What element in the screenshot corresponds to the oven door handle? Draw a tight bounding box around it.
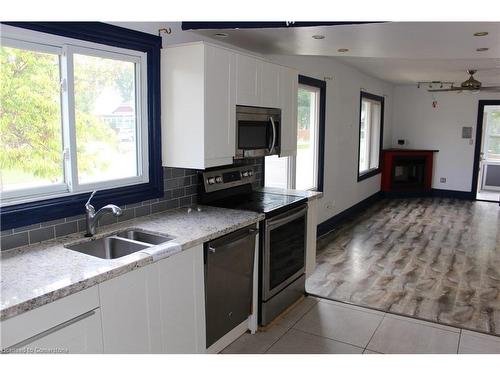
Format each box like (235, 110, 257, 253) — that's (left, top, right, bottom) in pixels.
(268, 116, 277, 153)
(266, 205, 307, 230)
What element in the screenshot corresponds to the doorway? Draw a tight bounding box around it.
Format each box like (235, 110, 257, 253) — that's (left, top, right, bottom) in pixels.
(473, 100, 500, 202)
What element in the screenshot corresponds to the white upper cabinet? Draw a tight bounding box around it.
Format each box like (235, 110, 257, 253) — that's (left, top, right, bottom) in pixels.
(162, 42, 298, 169)
(236, 53, 261, 107)
(162, 43, 236, 169)
(279, 67, 298, 157)
(260, 61, 280, 108)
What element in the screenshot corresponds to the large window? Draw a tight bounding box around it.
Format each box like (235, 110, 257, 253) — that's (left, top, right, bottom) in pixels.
(1, 27, 148, 206)
(265, 75, 325, 191)
(0, 23, 162, 231)
(357, 91, 384, 181)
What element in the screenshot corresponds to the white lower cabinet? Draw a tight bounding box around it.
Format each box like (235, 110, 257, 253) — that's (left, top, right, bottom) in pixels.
(2, 245, 208, 354)
(156, 244, 206, 353)
(305, 198, 319, 277)
(15, 309, 103, 354)
(98, 244, 206, 354)
(98, 263, 162, 353)
(1, 286, 103, 354)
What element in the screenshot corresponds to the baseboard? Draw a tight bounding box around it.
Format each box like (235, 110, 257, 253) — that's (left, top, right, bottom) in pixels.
(431, 189, 475, 200)
(316, 191, 383, 237)
(381, 189, 474, 200)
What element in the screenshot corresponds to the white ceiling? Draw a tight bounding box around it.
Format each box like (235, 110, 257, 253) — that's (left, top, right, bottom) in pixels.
(192, 22, 500, 85)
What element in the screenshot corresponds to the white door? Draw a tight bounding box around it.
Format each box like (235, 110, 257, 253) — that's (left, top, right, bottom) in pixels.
(236, 54, 261, 106)
(156, 244, 206, 353)
(260, 61, 280, 108)
(99, 264, 162, 353)
(204, 45, 236, 166)
(479, 107, 500, 192)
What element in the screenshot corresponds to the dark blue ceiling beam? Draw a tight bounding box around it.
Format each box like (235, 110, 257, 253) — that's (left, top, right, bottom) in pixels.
(182, 21, 386, 30)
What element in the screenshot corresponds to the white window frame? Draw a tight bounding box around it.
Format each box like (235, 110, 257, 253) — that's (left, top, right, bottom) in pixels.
(292, 83, 320, 191)
(265, 83, 321, 191)
(0, 25, 149, 207)
(358, 94, 383, 177)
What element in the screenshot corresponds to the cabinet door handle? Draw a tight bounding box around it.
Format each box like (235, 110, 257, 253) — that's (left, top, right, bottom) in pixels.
(5, 310, 96, 351)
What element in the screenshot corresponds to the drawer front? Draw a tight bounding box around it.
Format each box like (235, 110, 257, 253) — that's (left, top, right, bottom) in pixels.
(6, 308, 103, 354)
(1, 286, 99, 349)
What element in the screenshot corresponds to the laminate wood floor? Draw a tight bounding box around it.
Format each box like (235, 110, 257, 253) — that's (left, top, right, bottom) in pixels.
(306, 198, 500, 336)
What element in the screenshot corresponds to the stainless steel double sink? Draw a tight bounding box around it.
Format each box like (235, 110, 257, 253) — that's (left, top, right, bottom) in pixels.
(65, 230, 173, 260)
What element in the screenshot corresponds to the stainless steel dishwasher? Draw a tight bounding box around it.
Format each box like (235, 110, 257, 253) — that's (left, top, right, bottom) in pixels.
(204, 223, 257, 348)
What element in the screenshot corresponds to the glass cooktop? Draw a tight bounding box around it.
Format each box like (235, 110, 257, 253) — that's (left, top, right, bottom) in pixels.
(208, 191, 307, 215)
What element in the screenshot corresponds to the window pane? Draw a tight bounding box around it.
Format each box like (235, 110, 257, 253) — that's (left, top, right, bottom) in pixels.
(369, 101, 381, 170)
(73, 53, 138, 185)
(487, 111, 500, 161)
(296, 87, 318, 190)
(0, 46, 64, 192)
(359, 100, 370, 173)
(265, 155, 288, 189)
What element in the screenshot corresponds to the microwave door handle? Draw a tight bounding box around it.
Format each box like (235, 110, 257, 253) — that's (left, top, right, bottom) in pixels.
(269, 116, 277, 153)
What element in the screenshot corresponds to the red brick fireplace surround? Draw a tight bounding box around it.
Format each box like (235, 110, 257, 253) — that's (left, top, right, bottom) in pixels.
(381, 149, 439, 193)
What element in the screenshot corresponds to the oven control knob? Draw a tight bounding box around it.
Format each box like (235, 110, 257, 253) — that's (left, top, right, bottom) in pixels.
(207, 177, 215, 185)
(215, 176, 223, 183)
(242, 171, 249, 177)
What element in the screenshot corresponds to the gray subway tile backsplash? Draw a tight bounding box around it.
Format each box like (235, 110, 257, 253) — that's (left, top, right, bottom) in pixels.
(1, 232, 29, 250)
(55, 221, 78, 238)
(29, 227, 55, 244)
(134, 204, 152, 218)
(1, 159, 263, 251)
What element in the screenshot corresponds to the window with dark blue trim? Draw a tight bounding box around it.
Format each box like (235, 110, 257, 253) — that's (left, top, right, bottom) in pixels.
(0, 22, 163, 230)
(264, 74, 326, 192)
(357, 91, 384, 182)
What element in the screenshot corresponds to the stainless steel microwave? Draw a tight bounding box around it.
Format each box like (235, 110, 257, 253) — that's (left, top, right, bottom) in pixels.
(235, 105, 281, 159)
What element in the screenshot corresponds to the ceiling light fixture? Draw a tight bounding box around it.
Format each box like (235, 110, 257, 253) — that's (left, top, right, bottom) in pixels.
(312, 35, 325, 40)
(476, 47, 489, 52)
(473, 31, 489, 37)
(337, 48, 349, 53)
(214, 32, 228, 38)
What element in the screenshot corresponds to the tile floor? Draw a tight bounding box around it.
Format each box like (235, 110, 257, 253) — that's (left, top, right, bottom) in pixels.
(221, 296, 500, 354)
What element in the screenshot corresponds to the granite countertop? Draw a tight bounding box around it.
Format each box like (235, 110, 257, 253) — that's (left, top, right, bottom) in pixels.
(0, 205, 264, 321)
(255, 187, 323, 200)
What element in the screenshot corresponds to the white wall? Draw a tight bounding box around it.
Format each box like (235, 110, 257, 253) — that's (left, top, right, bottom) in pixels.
(113, 22, 394, 223)
(391, 86, 500, 192)
(268, 55, 393, 223)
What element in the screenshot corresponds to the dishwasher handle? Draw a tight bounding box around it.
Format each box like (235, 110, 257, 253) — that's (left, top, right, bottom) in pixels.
(207, 227, 257, 254)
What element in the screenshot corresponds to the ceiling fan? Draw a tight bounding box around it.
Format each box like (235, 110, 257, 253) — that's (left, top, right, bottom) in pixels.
(427, 70, 500, 93)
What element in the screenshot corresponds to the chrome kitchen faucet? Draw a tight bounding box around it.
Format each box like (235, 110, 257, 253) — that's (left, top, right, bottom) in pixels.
(84, 190, 122, 237)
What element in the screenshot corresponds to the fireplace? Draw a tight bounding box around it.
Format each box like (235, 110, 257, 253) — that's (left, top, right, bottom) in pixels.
(381, 149, 438, 193)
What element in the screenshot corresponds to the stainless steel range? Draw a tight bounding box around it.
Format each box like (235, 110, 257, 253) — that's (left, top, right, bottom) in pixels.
(199, 165, 307, 326)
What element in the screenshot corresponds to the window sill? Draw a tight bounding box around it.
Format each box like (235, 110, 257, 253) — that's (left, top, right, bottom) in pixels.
(357, 168, 381, 182)
(1, 181, 163, 231)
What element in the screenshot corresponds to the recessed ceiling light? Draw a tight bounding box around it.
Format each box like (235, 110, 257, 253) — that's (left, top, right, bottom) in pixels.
(337, 48, 349, 53)
(473, 31, 489, 37)
(476, 47, 489, 52)
(312, 35, 325, 40)
(214, 32, 228, 38)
